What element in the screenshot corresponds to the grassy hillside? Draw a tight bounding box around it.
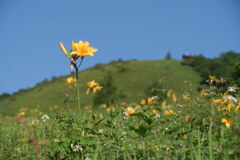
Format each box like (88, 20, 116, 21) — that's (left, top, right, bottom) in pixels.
(0, 59, 203, 116)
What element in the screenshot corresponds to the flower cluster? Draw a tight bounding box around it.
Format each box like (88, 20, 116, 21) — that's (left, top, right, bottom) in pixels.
(86, 80, 103, 95)
(60, 41, 98, 72)
(70, 143, 83, 152)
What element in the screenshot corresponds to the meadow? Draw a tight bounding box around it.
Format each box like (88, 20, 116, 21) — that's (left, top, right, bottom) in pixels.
(1, 41, 240, 159)
(1, 76, 240, 159)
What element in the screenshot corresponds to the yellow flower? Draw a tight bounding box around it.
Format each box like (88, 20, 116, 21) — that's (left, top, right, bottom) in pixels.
(147, 97, 153, 105)
(70, 41, 98, 58)
(100, 104, 107, 108)
(152, 109, 158, 114)
(172, 94, 177, 102)
(88, 80, 98, 88)
(86, 80, 103, 95)
(161, 100, 166, 108)
(126, 107, 135, 115)
(167, 89, 172, 97)
(17, 112, 25, 116)
(234, 103, 240, 112)
(221, 118, 231, 128)
(107, 108, 112, 112)
(212, 99, 222, 103)
(93, 85, 103, 93)
(140, 100, 147, 105)
(227, 103, 234, 112)
(164, 110, 174, 115)
(182, 95, 190, 101)
(66, 77, 76, 88)
(201, 89, 207, 96)
(185, 115, 191, 121)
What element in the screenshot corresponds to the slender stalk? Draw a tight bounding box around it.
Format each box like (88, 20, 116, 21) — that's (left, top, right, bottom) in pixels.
(209, 109, 213, 160)
(74, 64, 81, 115)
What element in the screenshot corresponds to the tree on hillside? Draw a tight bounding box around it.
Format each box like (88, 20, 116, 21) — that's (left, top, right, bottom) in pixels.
(232, 62, 240, 87)
(165, 51, 172, 60)
(93, 74, 126, 106)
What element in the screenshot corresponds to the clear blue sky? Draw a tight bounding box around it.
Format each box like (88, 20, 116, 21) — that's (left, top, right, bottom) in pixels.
(0, 0, 240, 94)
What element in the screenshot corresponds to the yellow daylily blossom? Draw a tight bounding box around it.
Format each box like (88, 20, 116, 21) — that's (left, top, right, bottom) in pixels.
(126, 107, 135, 115)
(167, 89, 172, 97)
(147, 97, 153, 105)
(227, 103, 234, 112)
(66, 77, 76, 88)
(234, 103, 240, 112)
(140, 99, 147, 105)
(172, 94, 177, 102)
(185, 115, 191, 121)
(182, 95, 190, 101)
(70, 41, 98, 58)
(212, 99, 222, 103)
(86, 80, 103, 95)
(152, 109, 158, 114)
(60, 42, 71, 58)
(100, 104, 107, 108)
(164, 110, 174, 115)
(221, 118, 231, 128)
(161, 100, 166, 108)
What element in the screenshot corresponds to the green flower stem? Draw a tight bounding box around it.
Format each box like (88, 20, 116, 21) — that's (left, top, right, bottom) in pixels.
(74, 64, 81, 115)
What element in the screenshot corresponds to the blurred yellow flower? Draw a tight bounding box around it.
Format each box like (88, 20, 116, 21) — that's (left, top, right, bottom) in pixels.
(124, 107, 135, 116)
(70, 41, 98, 58)
(17, 112, 25, 116)
(140, 99, 147, 105)
(100, 104, 107, 108)
(172, 94, 177, 102)
(152, 109, 158, 114)
(161, 100, 166, 108)
(126, 107, 135, 115)
(227, 103, 234, 112)
(86, 80, 103, 95)
(164, 110, 174, 115)
(212, 99, 222, 103)
(234, 103, 240, 112)
(185, 115, 191, 121)
(66, 77, 76, 88)
(167, 89, 173, 97)
(201, 89, 207, 96)
(221, 118, 231, 128)
(182, 95, 190, 101)
(147, 97, 153, 105)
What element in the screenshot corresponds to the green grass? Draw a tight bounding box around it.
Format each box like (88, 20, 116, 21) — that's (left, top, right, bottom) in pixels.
(0, 59, 202, 116)
(1, 84, 240, 159)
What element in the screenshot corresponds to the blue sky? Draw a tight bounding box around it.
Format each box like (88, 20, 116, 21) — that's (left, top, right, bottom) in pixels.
(0, 0, 240, 94)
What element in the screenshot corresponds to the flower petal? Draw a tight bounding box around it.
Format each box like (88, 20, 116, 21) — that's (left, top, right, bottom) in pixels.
(60, 42, 70, 58)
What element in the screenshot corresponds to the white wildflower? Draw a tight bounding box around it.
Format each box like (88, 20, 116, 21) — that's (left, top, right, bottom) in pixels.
(71, 143, 83, 152)
(98, 129, 103, 134)
(121, 132, 127, 136)
(41, 114, 50, 122)
(31, 118, 39, 125)
(228, 85, 239, 93)
(155, 113, 160, 118)
(85, 158, 91, 160)
(224, 95, 238, 103)
(151, 96, 159, 100)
